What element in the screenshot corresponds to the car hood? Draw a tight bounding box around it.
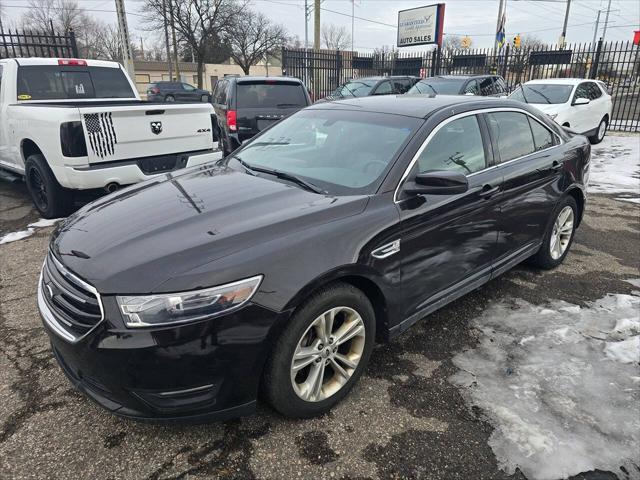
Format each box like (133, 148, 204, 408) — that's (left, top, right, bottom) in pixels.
(530, 103, 561, 116)
(51, 165, 368, 294)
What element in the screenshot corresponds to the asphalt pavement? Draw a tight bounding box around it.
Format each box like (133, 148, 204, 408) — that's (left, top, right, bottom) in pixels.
(0, 175, 638, 480)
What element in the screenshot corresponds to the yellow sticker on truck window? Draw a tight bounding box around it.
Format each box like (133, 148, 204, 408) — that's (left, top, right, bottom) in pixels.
(17, 94, 32, 100)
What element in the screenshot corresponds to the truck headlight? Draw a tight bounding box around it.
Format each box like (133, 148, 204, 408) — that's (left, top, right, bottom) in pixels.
(117, 275, 262, 327)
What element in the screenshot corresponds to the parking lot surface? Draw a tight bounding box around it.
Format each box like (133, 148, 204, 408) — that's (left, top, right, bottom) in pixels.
(0, 136, 639, 480)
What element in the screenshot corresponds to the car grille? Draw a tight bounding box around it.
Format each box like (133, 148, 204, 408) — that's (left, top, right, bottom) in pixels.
(40, 253, 103, 339)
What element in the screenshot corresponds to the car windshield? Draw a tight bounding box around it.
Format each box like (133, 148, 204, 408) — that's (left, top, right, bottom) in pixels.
(227, 109, 420, 195)
(236, 81, 307, 108)
(331, 80, 377, 98)
(408, 78, 466, 95)
(17, 65, 135, 100)
(509, 84, 573, 104)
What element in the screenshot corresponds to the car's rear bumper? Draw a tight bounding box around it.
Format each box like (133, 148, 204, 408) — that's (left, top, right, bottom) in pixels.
(53, 150, 222, 189)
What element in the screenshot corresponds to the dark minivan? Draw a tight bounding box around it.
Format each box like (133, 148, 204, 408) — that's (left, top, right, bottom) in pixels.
(146, 81, 211, 103)
(40, 95, 589, 423)
(211, 76, 312, 155)
(408, 75, 508, 97)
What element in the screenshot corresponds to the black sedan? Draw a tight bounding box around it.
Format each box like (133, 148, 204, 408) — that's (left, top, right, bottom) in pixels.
(146, 81, 211, 103)
(408, 75, 508, 97)
(39, 95, 589, 422)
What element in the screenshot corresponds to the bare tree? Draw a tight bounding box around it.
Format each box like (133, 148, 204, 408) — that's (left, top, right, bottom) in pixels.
(321, 24, 351, 51)
(511, 35, 544, 84)
(21, 0, 86, 34)
(143, 0, 246, 87)
(226, 11, 287, 75)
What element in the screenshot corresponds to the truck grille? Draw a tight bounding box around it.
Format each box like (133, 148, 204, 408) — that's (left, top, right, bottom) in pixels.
(40, 253, 103, 339)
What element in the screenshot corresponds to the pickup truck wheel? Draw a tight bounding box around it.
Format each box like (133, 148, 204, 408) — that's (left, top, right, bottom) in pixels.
(25, 154, 73, 219)
(165, 95, 175, 102)
(262, 283, 375, 418)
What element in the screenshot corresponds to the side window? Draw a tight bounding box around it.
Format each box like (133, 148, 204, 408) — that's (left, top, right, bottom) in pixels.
(373, 81, 392, 95)
(463, 80, 479, 95)
(493, 77, 507, 94)
(587, 82, 602, 100)
(478, 77, 495, 95)
(216, 81, 228, 104)
(182, 83, 196, 91)
(486, 112, 536, 162)
(528, 117, 556, 151)
(417, 115, 487, 176)
(574, 83, 590, 101)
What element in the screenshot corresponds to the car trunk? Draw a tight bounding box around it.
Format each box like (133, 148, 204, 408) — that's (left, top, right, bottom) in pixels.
(78, 103, 213, 164)
(235, 80, 308, 141)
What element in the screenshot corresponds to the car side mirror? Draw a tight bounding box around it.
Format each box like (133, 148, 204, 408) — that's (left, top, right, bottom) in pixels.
(573, 97, 590, 106)
(403, 170, 469, 196)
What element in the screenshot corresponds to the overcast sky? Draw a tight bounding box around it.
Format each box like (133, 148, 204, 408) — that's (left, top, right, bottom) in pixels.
(2, 0, 639, 51)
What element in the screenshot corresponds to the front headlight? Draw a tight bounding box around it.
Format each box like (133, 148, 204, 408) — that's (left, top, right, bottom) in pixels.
(117, 275, 262, 327)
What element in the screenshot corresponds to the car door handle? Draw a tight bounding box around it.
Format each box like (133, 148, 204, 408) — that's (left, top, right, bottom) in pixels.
(479, 184, 500, 198)
(551, 161, 563, 171)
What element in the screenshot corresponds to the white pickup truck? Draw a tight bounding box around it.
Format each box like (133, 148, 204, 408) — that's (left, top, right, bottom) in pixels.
(0, 57, 219, 218)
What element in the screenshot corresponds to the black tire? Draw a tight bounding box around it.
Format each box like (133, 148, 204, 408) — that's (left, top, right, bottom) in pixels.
(24, 154, 74, 219)
(165, 95, 175, 102)
(262, 282, 376, 418)
(588, 117, 607, 144)
(528, 196, 578, 270)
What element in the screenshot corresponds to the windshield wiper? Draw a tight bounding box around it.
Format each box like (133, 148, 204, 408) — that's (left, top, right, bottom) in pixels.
(231, 155, 257, 176)
(276, 103, 301, 108)
(248, 164, 326, 194)
(526, 86, 552, 104)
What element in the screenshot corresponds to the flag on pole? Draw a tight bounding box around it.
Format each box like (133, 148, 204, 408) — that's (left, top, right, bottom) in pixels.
(496, 13, 506, 50)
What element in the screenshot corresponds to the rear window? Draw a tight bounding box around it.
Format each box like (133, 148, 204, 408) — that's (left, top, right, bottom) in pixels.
(236, 81, 307, 108)
(17, 65, 135, 100)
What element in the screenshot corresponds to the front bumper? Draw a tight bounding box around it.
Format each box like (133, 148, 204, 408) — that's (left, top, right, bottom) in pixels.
(53, 150, 222, 190)
(38, 268, 285, 423)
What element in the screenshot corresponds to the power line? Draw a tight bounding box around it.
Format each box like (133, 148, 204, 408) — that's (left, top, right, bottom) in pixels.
(0, 4, 145, 16)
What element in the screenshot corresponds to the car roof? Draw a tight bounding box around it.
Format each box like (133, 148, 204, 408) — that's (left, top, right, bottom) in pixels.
(307, 94, 518, 118)
(524, 78, 589, 85)
(232, 76, 304, 84)
(349, 76, 416, 82)
(421, 75, 494, 81)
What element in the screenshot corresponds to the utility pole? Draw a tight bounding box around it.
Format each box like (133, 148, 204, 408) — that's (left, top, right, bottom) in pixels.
(161, 0, 173, 81)
(494, 0, 505, 53)
(115, 0, 135, 78)
(591, 9, 601, 48)
(314, 0, 320, 51)
(168, 0, 180, 80)
(559, 0, 572, 48)
(351, 0, 354, 53)
(601, 0, 612, 42)
(304, 0, 309, 49)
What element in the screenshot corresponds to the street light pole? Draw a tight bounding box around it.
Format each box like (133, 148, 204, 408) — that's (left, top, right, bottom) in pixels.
(559, 0, 572, 48)
(494, 0, 505, 53)
(161, 0, 173, 81)
(314, 0, 320, 51)
(351, 0, 354, 53)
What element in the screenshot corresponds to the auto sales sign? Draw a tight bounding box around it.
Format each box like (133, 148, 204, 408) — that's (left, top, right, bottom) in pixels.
(397, 4, 445, 48)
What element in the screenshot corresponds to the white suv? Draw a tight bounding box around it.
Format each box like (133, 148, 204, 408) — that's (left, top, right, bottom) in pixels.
(509, 78, 613, 144)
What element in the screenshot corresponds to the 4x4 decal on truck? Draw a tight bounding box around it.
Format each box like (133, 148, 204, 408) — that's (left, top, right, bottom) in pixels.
(84, 113, 117, 158)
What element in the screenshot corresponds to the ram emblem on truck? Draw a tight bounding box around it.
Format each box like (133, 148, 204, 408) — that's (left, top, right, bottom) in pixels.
(84, 113, 117, 158)
(150, 121, 163, 135)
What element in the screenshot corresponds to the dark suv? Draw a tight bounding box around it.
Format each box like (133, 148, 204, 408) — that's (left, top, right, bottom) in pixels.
(408, 75, 508, 97)
(212, 76, 312, 155)
(319, 76, 419, 102)
(146, 81, 211, 103)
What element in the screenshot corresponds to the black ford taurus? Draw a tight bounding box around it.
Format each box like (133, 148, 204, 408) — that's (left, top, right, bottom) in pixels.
(39, 95, 590, 422)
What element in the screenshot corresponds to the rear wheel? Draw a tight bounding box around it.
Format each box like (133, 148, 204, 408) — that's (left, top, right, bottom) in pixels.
(262, 283, 375, 418)
(25, 154, 73, 219)
(528, 196, 577, 269)
(589, 117, 607, 144)
(165, 95, 175, 102)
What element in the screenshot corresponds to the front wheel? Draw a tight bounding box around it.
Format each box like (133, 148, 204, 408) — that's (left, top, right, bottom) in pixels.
(24, 154, 74, 219)
(262, 283, 375, 418)
(165, 95, 175, 102)
(589, 117, 607, 144)
(528, 196, 577, 269)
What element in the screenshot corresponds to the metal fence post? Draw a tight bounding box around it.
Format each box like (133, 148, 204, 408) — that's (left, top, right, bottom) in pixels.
(502, 44, 510, 79)
(69, 29, 78, 57)
(590, 38, 603, 79)
(281, 46, 287, 76)
(430, 48, 438, 76)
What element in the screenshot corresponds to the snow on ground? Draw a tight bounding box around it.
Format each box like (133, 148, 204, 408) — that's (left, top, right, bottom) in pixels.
(588, 134, 640, 204)
(0, 218, 61, 245)
(450, 292, 640, 480)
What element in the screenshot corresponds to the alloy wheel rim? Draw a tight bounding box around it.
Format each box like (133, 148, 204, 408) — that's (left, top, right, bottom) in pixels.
(598, 120, 606, 140)
(549, 206, 574, 260)
(290, 306, 366, 403)
(28, 168, 48, 210)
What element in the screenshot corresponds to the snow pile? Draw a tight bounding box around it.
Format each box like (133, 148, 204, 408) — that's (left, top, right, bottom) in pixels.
(451, 293, 640, 480)
(588, 134, 640, 203)
(0, 218, 61, 245)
